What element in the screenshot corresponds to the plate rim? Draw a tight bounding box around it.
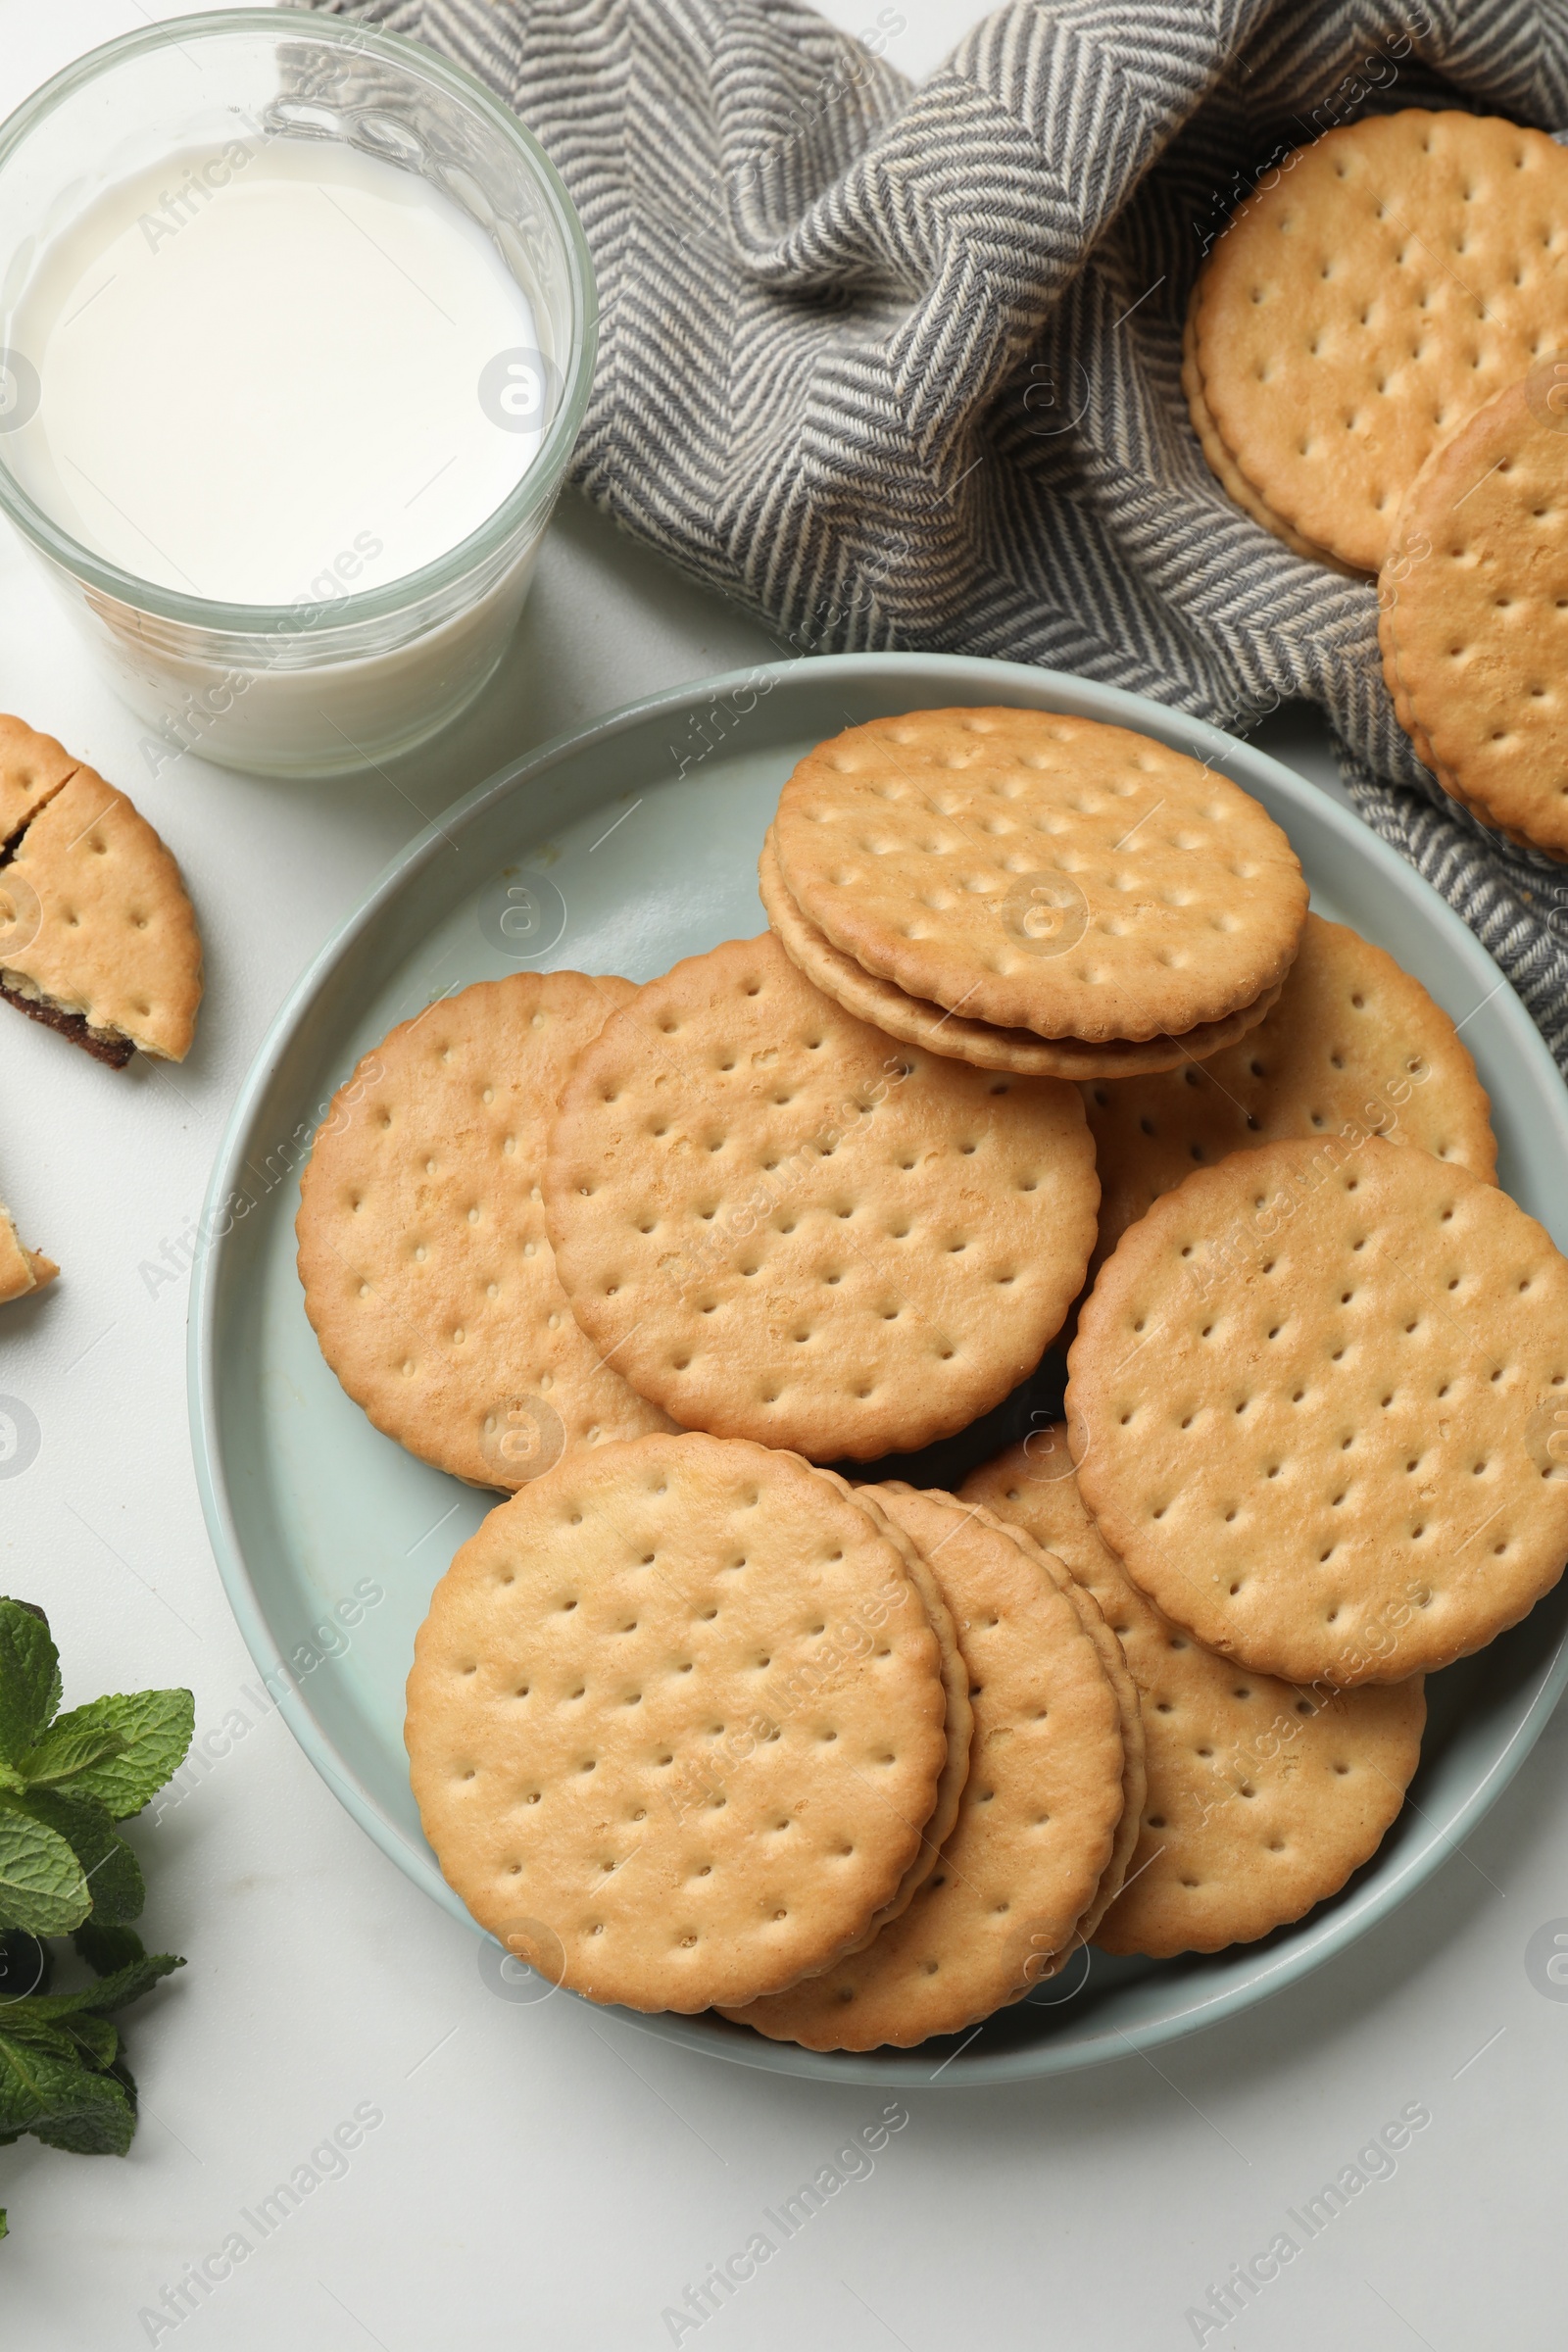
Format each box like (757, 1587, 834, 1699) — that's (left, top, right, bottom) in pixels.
(188, 649, 1568, 2086)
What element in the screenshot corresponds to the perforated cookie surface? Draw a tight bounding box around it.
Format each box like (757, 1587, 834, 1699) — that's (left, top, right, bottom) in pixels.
(1181, 307, 1357, 574)
(1084, 914, 1497, 1273)
(1067, 1137, 1568, 1686)
(1192, 110, 1568, 575)
(1377, 600, 1460, 803)
(0, 713, 78, 844)
(1, 767, 202, 1060)
(760, 826, 1283, 1078)
(771, 710, 1306, 1042)
(1381, 371, 1568, 858)
(963, 1438, 1427, 1957)
(544, 933, 1099, 1460)
(297, 971, 673, 1491)
(405, 1434, 950, 2013)
(721, 1484, 1124, 2047)
(813, 1471, 972, 1951)
(956, 1494, 1145, 1940)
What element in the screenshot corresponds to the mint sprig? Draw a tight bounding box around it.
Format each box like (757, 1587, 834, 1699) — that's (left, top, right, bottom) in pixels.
(0, 1599, 191, 2233)
(0, 1808, 88, 1939)
(0, 1605, 61, 1764)
(22, 1690, 193, 1819)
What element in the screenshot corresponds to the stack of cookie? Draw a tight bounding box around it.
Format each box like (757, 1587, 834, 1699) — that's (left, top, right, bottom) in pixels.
(1185, 107, 1568, 858)
(292, 696, 1568, 2041)
(721, 1478, 1146, 2048)
(405, 1434, 1134, 2041)
(758, 707, 1308, 1076)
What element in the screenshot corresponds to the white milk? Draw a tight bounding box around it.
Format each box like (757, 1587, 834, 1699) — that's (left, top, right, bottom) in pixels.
(5, 134, 543, 606)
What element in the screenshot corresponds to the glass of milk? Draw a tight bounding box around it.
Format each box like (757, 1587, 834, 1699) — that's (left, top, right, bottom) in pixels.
(0, 11, 596, 777)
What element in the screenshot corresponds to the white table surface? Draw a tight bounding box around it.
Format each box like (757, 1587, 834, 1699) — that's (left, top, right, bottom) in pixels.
(2, 6, 1563, 2348)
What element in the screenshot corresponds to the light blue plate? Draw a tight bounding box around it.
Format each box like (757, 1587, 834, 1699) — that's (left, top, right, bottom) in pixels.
(189, 653, 1568, 2086)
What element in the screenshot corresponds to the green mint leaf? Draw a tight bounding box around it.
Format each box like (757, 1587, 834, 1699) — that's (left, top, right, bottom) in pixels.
(83, 1838, 144, 1931)
(0, 2013, 82, 2064)
(111, 2054, 137, 2118)
(64, 2013, 119, 2070)
(39, 1692, 193, 1818)
(0, 2030, 51, 2132)
(0, 2007, 119, 2070)
(14, 1791, 144, 1929)
(18, 1719, 127, 1790)
(24, 1950, 182, 2019)
(0, 1603, 61, 1766)
(33, 2082, 136, 2155)
(0, 1761, 25, 1797)
(0, 2032, 136, 2155)
(73, 1922, 143, 1978)
(0, 2006, 118, 2075)
(0, 1802, 89, 1937)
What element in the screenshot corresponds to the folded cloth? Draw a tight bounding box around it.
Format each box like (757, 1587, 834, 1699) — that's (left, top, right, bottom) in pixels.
(307, 0, 1568, 1068)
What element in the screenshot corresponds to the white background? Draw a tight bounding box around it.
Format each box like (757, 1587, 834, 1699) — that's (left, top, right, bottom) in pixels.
(1, 6, 1564, 2349)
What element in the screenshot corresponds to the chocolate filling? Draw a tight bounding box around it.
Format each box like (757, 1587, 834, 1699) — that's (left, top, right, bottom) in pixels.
(0, 984, 134, 1068)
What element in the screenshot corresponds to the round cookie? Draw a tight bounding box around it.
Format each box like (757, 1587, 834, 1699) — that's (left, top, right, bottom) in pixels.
(1083, 913, 1497, 1272)
(544, 932, 1099, 1460)
(406, 1434, 952, 2014)
(760, 826, 1285, 1079)
(1066, 1136, 1568, 1687)
(771, 709, 1307, 1043)
(1190, 110, 1568, 575)
(721, 1486, 1125, 2047)
(962, 1438, 1427, 1956)
(1380, 370, 1568, 858)
(953, 1494, 1146, 1941)
(297, 971, 673, 1492)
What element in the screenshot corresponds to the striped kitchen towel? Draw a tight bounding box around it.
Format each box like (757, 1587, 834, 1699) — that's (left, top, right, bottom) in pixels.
(309, 0, 1568, 1068)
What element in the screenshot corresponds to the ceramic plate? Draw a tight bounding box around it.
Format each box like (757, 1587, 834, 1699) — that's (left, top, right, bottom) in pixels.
(189, 653, 1568, 2086)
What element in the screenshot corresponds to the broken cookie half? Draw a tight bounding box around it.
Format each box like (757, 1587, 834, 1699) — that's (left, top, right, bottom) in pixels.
(0, 714, 202, 1066)
(0, 1192, 56, 1305)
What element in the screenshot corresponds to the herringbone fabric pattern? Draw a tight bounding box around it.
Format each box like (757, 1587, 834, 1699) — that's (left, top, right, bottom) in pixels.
(308, 0, 1568, 1068)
